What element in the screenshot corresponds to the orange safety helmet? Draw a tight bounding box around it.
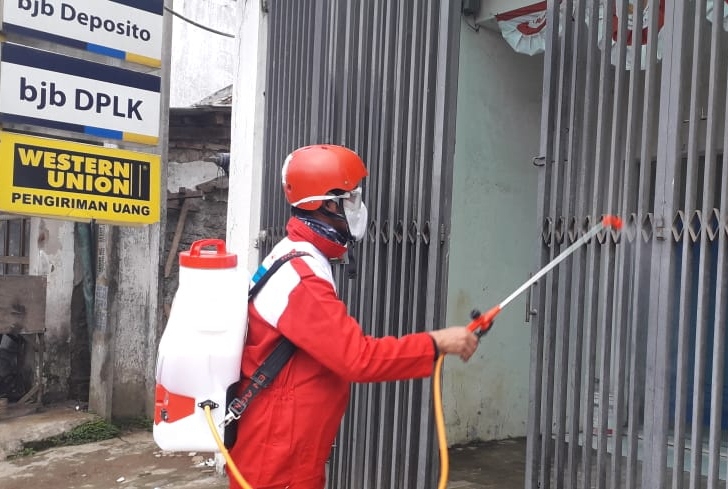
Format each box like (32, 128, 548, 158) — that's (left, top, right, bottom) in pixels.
(282, 144, 368, 211)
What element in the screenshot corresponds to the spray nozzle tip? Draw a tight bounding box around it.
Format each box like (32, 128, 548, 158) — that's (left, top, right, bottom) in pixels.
(602, 215, 623, 230)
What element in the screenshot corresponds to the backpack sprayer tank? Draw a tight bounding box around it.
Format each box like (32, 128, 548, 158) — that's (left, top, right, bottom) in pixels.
(153, 239, 248, 452)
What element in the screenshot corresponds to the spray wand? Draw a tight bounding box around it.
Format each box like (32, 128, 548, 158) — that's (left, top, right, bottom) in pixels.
(433, 214, 623, 489)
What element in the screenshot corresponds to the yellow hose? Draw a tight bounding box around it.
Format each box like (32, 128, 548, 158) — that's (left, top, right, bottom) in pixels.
(203, 404, 255, 489)
(201, 358, 451, 489)
(433, 353, 449, 489)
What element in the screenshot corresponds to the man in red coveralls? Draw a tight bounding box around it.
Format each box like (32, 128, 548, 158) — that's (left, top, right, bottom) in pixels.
(229, 144, 479, 488)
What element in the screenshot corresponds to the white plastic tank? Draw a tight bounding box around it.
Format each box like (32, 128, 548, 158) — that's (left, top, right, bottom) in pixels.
(153, 239, 248, 452)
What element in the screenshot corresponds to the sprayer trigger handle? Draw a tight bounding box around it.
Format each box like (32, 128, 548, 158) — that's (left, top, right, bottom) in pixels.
(476, 323, 494, 339)
(470, 309, 481, 320)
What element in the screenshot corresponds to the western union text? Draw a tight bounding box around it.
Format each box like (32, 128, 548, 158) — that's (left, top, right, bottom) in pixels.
(16, 145, 148, 199)
(11, 192, 151, 216)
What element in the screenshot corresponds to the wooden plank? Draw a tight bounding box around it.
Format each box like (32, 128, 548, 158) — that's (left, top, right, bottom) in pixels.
(17, 383, 39, 404)
(164, 198, 191, 278)
(0, 256, 29, 265)
(0, 275, 46, 334)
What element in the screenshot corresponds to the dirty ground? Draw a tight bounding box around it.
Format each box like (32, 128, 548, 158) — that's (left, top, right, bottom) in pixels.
(0, 403, 526, 489)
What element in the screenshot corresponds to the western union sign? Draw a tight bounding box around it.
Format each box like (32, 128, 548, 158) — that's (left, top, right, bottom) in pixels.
(0, 131, 160, 224)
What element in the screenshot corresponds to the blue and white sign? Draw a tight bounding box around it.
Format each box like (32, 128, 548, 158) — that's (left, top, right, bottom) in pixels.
(0, 43, 161, 145)
(2, 0, 164, 67)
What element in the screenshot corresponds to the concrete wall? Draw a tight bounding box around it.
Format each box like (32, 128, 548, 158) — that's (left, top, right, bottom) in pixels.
(444, 20, 543, 443)
(29, 219, 76, 402)
(170, 0, 237, 107)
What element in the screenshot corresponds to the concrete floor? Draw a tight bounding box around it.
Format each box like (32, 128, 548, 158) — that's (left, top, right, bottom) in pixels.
(449, 438, 526, 489)
(0, 403, 526, 489)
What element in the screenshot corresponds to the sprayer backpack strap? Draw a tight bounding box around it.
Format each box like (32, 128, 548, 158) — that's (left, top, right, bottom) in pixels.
(223, 250, 310, 429)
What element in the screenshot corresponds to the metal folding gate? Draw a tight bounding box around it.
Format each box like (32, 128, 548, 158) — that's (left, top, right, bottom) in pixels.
(257, 1, 460, 487)
(532, 1, 728, 488)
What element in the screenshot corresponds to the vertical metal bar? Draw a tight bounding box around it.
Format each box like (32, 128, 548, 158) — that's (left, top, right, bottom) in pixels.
(290, 0, 302, 148)
(706, 62, 728, 489)
(565, 1, 596, 487)
(263, 1, 281, 243)
(600, 0, 629, 487)
(407, 1, 430, 484)
(327, 3, 353, 483)
(705, 3, 728, 487)
(643, 0, 688, 487)
(542, 0, 572, 485)
(373, 2, 407, 485)
(304, 4, 317, 160)
(600, 0, 630, 485)
(552, 1, 576, 487)
(351, 0, 370, 155)
(363, 3, 396, 486)
(413, 2, 442, 485)
(10, 219, 20, 274)
(303, 0, 316, 144)
(680, 2, 715, 489)
(342, 1, 383, 476)
(358, 0, 384, 352)
(342, 4, 366, 482)
(20, 217, 29, 275)
(309, 0, 324, 141)
(357, 1, 383, 340)
(564, 0, 602, 480)
(323, 2, 336, 141)
(611, 0, 648, 486)
(625, 0, 661, 487)
(0, 218, 6, 275)
(581, 0, 615, 487)
(420, 0, 459, 487)
(337, 0, 352, 144)
(391, 2, 425, 486)
(528, 0, 561, 486)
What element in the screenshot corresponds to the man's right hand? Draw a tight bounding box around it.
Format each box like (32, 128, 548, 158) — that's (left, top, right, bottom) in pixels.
(428, 327, 479, 362)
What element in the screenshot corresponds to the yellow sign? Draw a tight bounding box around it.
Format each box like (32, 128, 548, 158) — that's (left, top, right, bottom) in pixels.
(0, 131, 160, 224)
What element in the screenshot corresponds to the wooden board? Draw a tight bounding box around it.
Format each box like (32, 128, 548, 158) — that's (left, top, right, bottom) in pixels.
(0, 275, 46, 334)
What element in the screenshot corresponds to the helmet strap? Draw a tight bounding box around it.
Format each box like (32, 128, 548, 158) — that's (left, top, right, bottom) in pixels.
(346, 243, 357, 280)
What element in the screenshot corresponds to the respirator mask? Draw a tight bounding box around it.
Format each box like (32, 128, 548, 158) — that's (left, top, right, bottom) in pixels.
(339, 187, 367, 242)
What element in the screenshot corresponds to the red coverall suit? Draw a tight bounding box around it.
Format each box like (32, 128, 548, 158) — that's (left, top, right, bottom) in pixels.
(228, 217, 437, 489)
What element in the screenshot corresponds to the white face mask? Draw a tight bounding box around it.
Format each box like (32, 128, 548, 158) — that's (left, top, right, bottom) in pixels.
(344, 202, 368, 242)
(339, 187, 367, 242)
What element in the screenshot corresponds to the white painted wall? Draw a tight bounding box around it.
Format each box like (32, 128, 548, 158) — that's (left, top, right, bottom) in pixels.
(170, 0, 237, 107)
(476, 0, 536, 23)
(444, 19, 543, 443)
(226, 1, 267, 273)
